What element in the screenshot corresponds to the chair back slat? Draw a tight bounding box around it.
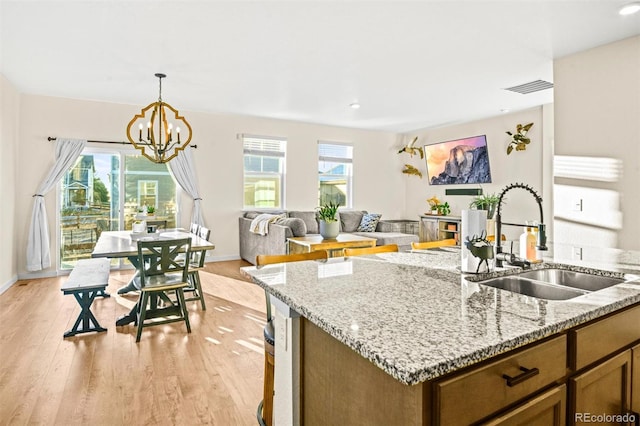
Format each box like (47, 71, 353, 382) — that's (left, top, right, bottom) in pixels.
(256, 250, 328, 266)
(137, 238, 191, 287)
(344, 244, 398, 257)
(411, 239, 457, 250)
(189, 223, 200, 235)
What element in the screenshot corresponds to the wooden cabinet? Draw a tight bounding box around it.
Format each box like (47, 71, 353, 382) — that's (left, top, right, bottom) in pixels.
(433, 336, 566, 425)
(482, 385, 566, 426)
(569, 350, 632, 425)
(419, 215, 461, 244)
(566, 304, 640, 425)
(300, 303, 640, 426)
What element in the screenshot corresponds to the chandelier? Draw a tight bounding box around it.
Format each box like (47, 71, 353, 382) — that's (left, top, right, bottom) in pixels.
(126, 73, 193, 163)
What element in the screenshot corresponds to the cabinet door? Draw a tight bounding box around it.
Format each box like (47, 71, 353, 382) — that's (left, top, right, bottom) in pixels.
(420, 218, 439, 242)
(569, 350, 632, 426)
(482, 385, 566, 426)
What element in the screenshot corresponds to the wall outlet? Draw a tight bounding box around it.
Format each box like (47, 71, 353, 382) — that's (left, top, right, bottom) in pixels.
(573, 246, 583, 260)
(573, 199, 583, 211)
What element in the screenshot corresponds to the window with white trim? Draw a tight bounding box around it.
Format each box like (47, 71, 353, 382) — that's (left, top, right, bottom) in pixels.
(318, 142, 352, 207)
(243, 135, 286, 209)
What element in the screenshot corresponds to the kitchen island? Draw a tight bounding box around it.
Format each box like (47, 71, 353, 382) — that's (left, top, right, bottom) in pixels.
(242, 247, 640, 424)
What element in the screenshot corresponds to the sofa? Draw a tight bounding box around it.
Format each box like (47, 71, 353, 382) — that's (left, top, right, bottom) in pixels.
(239, 209, 419, 264)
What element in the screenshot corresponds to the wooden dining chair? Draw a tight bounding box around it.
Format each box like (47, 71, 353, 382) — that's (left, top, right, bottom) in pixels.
(411, 238, 457, 250)
(343, 244, 398, 257)
(255, 250, 329, 426)
(189, 222, 200, 234)
(184, 226, 211, 310)
(134, 238, 192, 342)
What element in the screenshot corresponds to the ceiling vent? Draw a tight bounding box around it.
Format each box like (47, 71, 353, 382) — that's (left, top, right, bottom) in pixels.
(504, 80, 554, 94)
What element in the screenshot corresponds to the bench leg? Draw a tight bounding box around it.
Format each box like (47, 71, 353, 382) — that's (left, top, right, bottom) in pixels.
(64, 289, 108, 338)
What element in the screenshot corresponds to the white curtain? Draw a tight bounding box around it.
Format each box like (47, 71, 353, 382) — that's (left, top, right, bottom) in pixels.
(168, 147, 205, 228)
(26, 138, 87, 272)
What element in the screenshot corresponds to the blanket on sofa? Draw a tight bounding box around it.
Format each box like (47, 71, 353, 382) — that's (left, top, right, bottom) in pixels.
(249, 213, 281, 235)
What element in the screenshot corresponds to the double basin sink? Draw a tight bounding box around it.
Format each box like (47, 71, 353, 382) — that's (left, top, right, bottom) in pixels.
(478, 268, 629, 300)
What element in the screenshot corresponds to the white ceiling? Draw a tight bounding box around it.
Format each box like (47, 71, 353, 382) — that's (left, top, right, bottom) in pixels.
(1, 1, 639, 133)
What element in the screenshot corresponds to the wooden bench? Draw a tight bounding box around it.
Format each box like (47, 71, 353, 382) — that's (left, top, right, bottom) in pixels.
(61, 258, 110, 338)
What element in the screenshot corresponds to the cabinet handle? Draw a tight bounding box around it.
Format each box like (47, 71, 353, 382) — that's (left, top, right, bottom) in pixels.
(502, 366, 539, 387)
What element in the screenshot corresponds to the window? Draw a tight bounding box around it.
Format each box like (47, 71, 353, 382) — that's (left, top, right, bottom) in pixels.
(243, 135, 286, 209)
(137, 180, 158, 210)
(58, 150, 178, 269)
(318, 142, 352, 207)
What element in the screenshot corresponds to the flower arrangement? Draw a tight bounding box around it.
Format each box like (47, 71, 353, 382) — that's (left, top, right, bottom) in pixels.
(426, 196, 451, 215)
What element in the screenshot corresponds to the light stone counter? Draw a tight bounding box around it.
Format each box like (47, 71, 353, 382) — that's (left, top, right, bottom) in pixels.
(242, 247, 640, 386)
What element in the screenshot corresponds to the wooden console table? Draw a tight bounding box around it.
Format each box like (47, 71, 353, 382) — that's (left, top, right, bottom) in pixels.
(288, 234, 376, 257)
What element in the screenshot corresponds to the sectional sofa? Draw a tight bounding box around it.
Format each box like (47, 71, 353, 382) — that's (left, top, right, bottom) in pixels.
(239, 209, 419, 265)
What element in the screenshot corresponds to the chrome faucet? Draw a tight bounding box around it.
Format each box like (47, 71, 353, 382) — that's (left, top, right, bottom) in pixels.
(495, 183, 548, 267)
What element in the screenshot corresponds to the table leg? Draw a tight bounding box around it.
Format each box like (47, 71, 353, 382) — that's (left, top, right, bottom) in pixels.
(117, 256, 141, 294)
(64, 289, 108, 338)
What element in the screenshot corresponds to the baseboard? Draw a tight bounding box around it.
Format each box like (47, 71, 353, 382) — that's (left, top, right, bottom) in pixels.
(206, 254, 242, 263)
(0, 275, 18, 295)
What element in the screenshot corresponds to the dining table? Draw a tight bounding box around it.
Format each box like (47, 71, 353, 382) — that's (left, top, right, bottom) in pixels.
(91, 229, 215, 294)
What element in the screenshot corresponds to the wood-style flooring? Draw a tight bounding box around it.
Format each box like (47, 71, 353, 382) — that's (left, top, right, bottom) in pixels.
(0, 260, 266, 425)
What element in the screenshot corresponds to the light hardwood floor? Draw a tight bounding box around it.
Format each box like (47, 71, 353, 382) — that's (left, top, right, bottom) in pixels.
(0, 260, 266, 425)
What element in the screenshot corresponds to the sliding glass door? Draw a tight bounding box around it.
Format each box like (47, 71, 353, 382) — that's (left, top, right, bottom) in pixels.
(58, 149, 178, 270)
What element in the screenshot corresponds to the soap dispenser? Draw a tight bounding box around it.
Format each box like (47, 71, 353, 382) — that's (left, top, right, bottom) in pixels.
(519, 223, 536, 262)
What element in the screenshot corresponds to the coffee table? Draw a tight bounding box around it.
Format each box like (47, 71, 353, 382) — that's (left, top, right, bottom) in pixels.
(287, 234, 376, 257)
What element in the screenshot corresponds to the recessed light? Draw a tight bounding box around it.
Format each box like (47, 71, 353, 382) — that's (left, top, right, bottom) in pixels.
(619, 2, 640, 15)
(349, 102, 361, 109)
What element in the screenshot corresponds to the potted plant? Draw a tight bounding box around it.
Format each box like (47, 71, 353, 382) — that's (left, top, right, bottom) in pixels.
(316, 202, 340, 239)
(469, 193, 500, 220)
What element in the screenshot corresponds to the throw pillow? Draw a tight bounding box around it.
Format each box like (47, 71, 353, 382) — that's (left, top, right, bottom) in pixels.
(357, 213, 382, 232)
(339, 210, 365, 233)
(275, 217, 307, 237)
(288, 211, 319, 234)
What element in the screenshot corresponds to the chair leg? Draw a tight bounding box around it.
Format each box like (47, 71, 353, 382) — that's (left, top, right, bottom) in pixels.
(176, 288, 191, 333)
(193, 271, 206, 310)
(263, 350, 275, 426)
(136, 292, 149, 342)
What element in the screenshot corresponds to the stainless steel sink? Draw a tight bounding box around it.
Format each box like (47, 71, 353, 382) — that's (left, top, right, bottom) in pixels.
(477, 268, 627, 300)
(517, 269, 624, 291)
(478, 276, 588, 300)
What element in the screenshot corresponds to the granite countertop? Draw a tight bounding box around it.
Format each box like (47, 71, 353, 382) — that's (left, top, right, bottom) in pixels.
(241, 247, 640, 386)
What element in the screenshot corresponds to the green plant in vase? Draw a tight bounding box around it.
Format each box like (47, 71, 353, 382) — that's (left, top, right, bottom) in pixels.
(316, 202, 340, 239)
(469, 193, 500, 220)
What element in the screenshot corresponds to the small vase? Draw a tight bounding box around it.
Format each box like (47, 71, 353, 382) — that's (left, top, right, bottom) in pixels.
(319, 220, 339, 239)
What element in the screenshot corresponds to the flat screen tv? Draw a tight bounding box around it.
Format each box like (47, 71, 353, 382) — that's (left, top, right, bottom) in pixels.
(424, 135, 492, 185)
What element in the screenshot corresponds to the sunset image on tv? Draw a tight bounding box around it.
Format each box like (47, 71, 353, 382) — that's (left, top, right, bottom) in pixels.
(424, 135, 492, 185)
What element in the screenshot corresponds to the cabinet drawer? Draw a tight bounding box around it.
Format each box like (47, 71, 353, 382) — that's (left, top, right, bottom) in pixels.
(569, 304, 640, 371)
(433, 335, 567, 425)
(482, 384, 566, 426)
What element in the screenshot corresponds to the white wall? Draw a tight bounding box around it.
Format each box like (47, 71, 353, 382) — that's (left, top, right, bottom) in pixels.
(0, 75, 20, 291)
(554, 35, 640, 252)
(402, 106, 552, 242)
(14, 93, 402, 277)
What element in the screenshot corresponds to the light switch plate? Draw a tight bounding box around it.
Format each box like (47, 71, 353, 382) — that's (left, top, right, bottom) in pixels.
(573, 199, 583, 212)
(573, 246, 583, 260)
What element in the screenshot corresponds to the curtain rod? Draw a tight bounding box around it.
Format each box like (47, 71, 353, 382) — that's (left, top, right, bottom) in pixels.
(47, 137, 197, 149)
